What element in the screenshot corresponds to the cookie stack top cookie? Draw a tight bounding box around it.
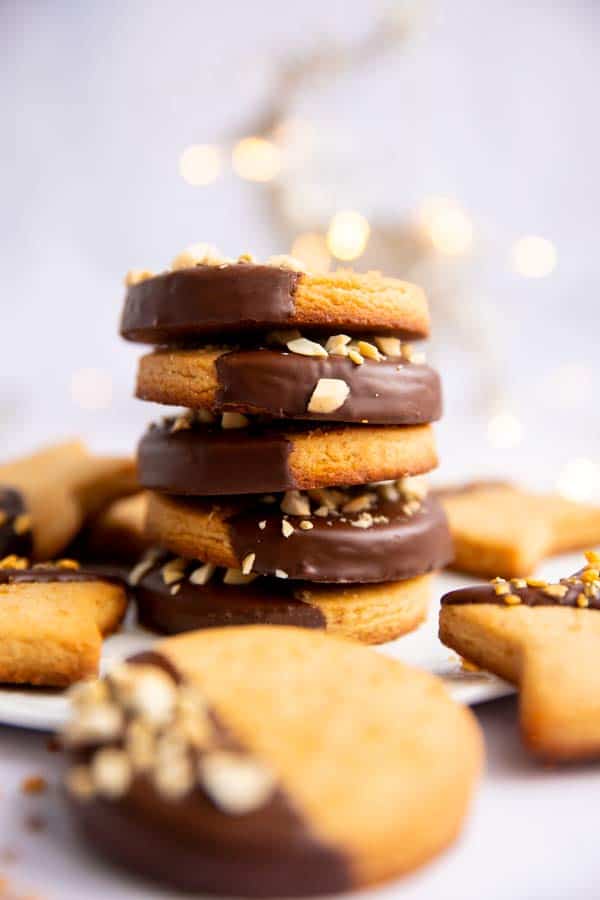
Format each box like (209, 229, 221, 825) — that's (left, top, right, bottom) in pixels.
(121, 245, 451, 642)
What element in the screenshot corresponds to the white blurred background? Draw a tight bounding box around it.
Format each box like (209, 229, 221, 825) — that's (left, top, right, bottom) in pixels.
(2, 0, 599, 497)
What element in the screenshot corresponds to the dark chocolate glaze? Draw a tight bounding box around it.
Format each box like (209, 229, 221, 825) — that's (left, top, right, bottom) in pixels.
(135, 553, 325, 633)
(138, 420, 294, 496)
(120, 265, 299, 344)
(0, 487, 32, 559)
(216, 349, 442, 425)
(441, 576, 600, 609)
(66, 651, 351, 897)
(0, 564, 125, 588)
(223, 494, 452, 583)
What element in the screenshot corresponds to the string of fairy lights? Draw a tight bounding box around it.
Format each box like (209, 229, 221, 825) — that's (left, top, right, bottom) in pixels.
(69, 1, 599, 502)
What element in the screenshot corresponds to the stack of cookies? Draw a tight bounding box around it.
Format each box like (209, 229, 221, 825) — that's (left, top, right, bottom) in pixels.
(121, 245, 452, 643)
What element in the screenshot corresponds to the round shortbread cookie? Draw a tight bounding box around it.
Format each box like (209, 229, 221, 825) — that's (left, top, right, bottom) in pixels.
(120, 264, 429, 343)
(145, 487, 452, 583)
(133, 549, 432, 644)
(0, 559, 127, 686)
(136, 346, 441, 426)
(63, 628, 482, 895)
(138, 420, 437, 496)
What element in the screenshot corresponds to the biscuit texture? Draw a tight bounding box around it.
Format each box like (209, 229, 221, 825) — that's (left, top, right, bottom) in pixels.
(139, 421, 437, 496)
(145, 491, 452, 583)
(121, 264, 429, 343)
(438, 482, 600, 578)
(440, 559, 600, 761)
(0, 567, 127, 686)
(64, 627, 482, 892)
(0, 441, 138, 560)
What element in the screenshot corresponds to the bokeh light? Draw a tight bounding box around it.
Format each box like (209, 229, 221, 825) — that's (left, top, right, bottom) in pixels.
(291, 232, 331, 271)
(556, 458, 600, 502)
(486, 412, 523, 449)
(70, 368, 113, 410)
(419, 196, 473, 255)
(178, 144, 221, 186)
(511, 235, 557, 278)
(232, 137, 281, 182)
(326, 211, 370, 261)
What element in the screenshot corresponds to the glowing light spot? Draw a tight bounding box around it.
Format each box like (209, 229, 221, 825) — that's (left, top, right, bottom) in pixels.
(290, 233, 331, 272)
(70, 368, 113, 411)
(232, 137, 281, 182)
(557, 458, 600, 503)
(511, 235, 556, 278)
(178, 145, 221, 186)
(419, 196, 473, 255)
(486, 412, 523, 449)
(326, 211, 370, 262)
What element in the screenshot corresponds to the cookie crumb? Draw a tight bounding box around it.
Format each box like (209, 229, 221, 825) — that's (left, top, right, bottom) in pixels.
(21, 776, 47, 795)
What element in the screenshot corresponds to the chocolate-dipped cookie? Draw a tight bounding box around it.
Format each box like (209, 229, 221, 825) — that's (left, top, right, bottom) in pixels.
(63, 627, 482, 895)
(145, 482, 452, 583)
(136, 342, 441, 425)
(138, 418, 438, 496)
(0, 556, 127, 686)
(439, 552, 600, 762)
(131, 549, 432, 644)
(121, 257, 429, 343)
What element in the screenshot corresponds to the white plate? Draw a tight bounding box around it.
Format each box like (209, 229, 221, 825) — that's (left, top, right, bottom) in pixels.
(0, 554, 582, 732)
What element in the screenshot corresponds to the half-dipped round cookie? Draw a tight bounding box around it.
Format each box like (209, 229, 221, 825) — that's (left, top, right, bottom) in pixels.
(132, 549, 432, 645)
(63, 627, 482, 895)
(0, 556, 127, 686)
(145, 482, 453, 583)
(139, 419, 438, 496)
(121, 261, 429, 344)
(136, 342, 441, 426)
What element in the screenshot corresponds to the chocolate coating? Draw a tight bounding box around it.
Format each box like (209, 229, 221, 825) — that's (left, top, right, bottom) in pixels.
(67, 651, 351, 897)
(0, 488, 32, 559)
(216, 349, 441, 425)
(0, 564, 125, 588)
(135, 553, 325, 633)
(139, 419, 294, 496)
(224, 494, 452, 583)
(442, 577, 600, 610)
(120, 265, 299, 343)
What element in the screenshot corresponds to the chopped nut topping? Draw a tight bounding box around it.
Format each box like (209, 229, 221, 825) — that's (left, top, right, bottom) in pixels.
(526, 577, 548, 588)
(281, 519, 294, 538)
(189, 562, 216, 585)
(129, 551, 159, 587)
(350, 512, 374, 529)
(511, 578, 527, 589)
(358, 340, 383, 361)
(196, 408, 216, 424)
(171, 412, 194, 433)
(266, 254, 306, 272)
(504, 593, 522, 606)
(374, 336, 402, 357)
(280, 490, 311, 517)
(171, 584, 181, 595)
(286, 337, 328, 358)
(307, 488, 345, 510)
(584, 549, 600, 565)
(153, 734, 195, 799)
(63, 702, 122, 745)
(241, 553, 256, 575)
(199, 752, 275, 815)
(125, 718, 156, 772)
(275, 569, 288, 579)
(325, 334, 351, 356)
(65, 765, 96, 800)
(397, 475, 428, 502)
(55, 558, 80, 570)
(494, 582, 510, 596)
(342, 493, 375, 514)
(347, 347, 364, 365)
(221, 411, 249, 429)
(171, 243, 229, 270)
(125, 269, 155, 286)
(401, 343, 426, 364)
(110, 664, 177, 726)
(377, 482, 400, 503)
(0, 554, 28, 569)
(543, 583, 568, 599)
(299, 520, 314, 530)
(581, 567, 600, 582)
(161, 557, 186, 585)
(314, 505, 329, 517)
(258, 520, 267, 530)
(223, 568, 259, 585)
(237, 252, 256, 264)
(307, 378, 350, 414)
(266, 328, 302, 346)
(577, 593, 589, 608)
(13, 514, 32, 535)
(91, 748, 132, 798)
